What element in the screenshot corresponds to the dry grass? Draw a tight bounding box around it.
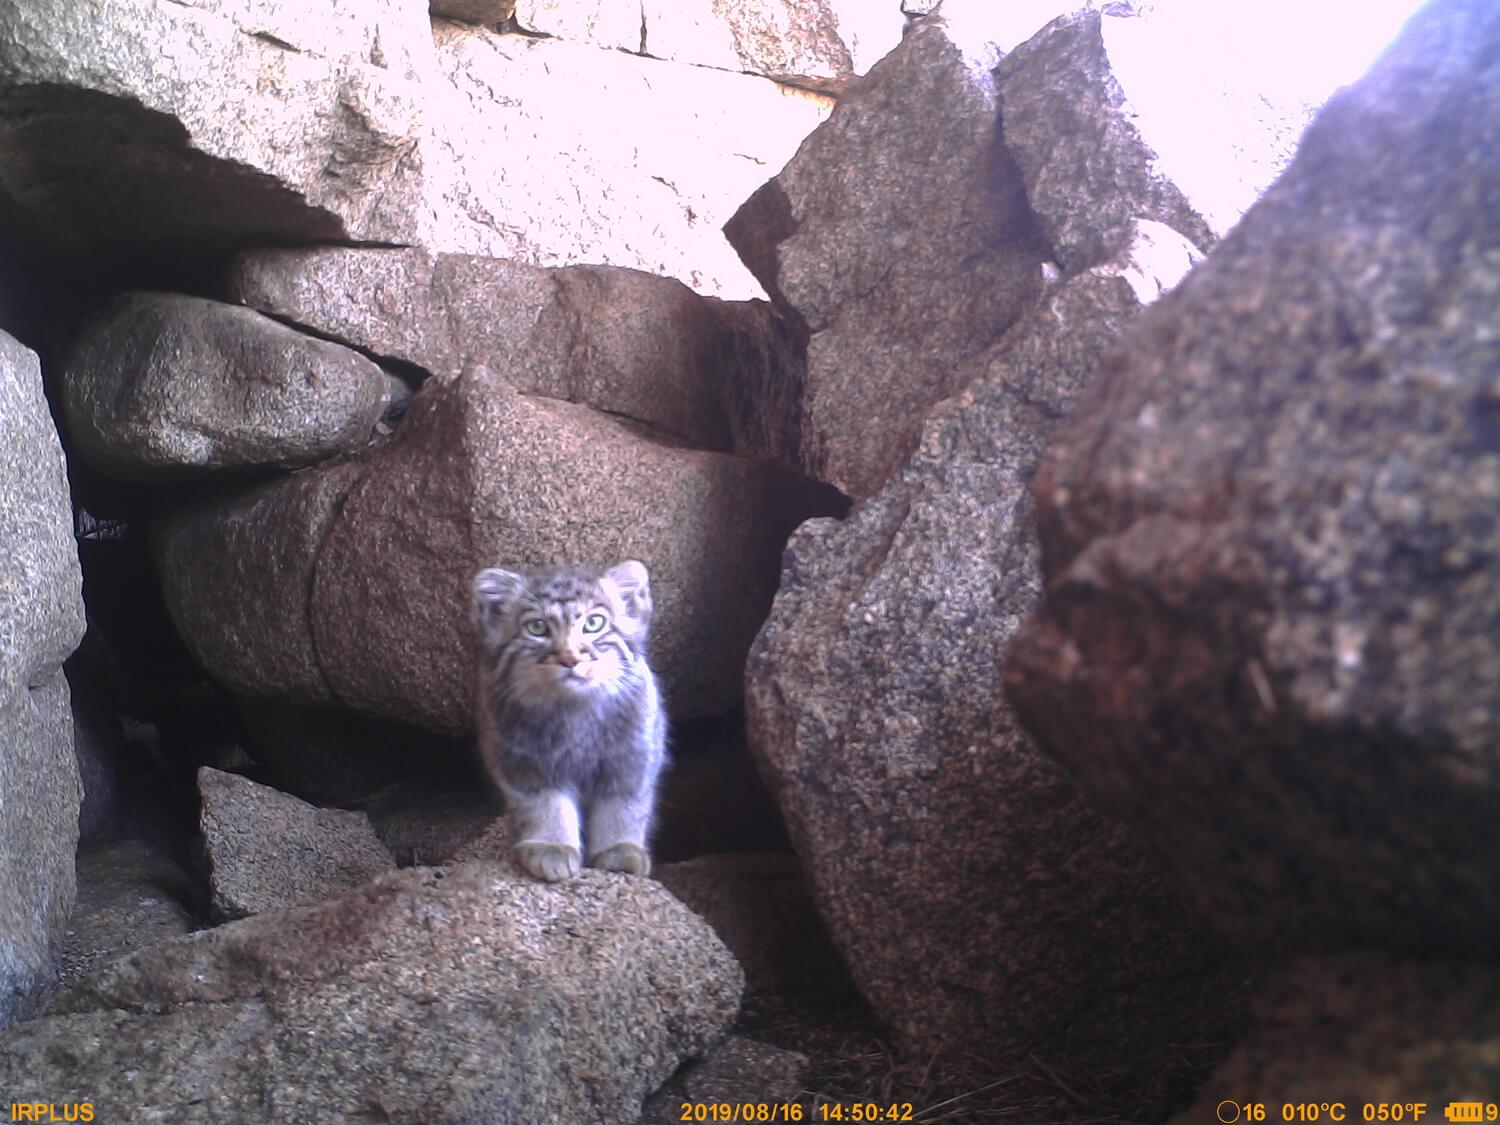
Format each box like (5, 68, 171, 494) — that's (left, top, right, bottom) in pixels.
(735, 988, 1236, 1125)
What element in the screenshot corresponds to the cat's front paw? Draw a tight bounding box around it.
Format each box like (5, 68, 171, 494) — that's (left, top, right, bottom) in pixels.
(516, 842, 582, 883)
(590, 842, 651, 877)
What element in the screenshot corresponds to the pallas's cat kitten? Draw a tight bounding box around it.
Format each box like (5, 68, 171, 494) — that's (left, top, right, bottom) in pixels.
(472, 559, 665, 882)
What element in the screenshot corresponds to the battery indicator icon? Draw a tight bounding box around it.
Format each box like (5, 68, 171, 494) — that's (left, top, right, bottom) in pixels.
(1444, 1104, 1485, 1122)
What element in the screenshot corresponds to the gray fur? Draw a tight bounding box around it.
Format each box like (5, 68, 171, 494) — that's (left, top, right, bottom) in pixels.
(473, 560, 666, 881)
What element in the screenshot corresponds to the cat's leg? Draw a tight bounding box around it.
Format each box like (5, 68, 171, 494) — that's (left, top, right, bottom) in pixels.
(586, 791, 654, 876)
(507, 786, 583, 882)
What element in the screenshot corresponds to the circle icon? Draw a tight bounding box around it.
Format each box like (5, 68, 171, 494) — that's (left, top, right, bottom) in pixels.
(1216, 1102, 1242, 1124)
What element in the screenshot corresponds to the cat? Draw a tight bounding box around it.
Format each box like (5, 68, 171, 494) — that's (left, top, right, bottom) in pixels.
(472, 559, 666, 882)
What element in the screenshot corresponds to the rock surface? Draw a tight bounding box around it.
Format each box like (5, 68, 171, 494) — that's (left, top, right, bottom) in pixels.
(424, 22, 832, 298)
(514, 0, 905, 92)
(432, 0, 515, 25)
(0, 329, 85, 1028)
(641, 1036, 809, 1124)
(745, 224, 1231, 1081)
(0, 1, 834, 297)
(0, 0, 431, 260)
(154, 365, 839, 732)
(59, 293, 404, 482)
(58, 838, 198, 989)
(229, 248, 802, 458)
(1170, 954, 1500, 1123)
(726, 10, 1047, 499)
(657, 853, 842, 995)
(994, 9, 1215, 269)
(198, 767, 394, 921)
(0, 862, 744, 1122)
(1005, 0, 1500, 954)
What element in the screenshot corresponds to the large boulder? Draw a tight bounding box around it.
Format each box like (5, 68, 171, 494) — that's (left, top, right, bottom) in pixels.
(58, 293, 405, 482)
(227, 248, 802, 460)
(746, 223, 1234, 1094)
(725, 0, 1337, 499)
(993, 9, 1216, 269)
(0, 862, 744, 1121)
(725, 11, 1046, 499)
(154, 365, 839, 733)
(0, 329, 85, 1028)
(1004, 0, 1500, 955)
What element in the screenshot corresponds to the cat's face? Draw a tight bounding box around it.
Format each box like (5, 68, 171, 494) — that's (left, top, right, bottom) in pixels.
(473, 560, 653, 705)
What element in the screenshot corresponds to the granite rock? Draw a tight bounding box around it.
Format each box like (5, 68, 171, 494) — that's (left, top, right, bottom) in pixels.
(198, 767, 394, 921)
(0, 862, 744, 1121)
(1005, 0, 1500, 954)
(0, 329, 85, 1028)
(59, 293, 404, 482)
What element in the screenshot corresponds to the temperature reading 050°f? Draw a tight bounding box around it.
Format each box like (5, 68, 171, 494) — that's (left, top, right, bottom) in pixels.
(1363, 1105, 1428, 1122)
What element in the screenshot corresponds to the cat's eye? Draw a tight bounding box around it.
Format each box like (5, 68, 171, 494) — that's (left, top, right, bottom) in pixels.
(582, 612, 608, 634)
(522, 619, 548, 638)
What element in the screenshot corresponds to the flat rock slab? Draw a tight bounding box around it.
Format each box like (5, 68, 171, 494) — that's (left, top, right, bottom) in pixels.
(228, 248, 802, 460)
(0, 0, 430, 260)
(1170, 953, 1500, 1123)
(59, 293, 404, 482)
(153, 366, 837, 732)
(0, 329, 85, 1028)
(1004, 0, 1500, 954)
(0, 862, 744, 1122)
(515, 0, 904, 92)
(198, 767, 394, 921)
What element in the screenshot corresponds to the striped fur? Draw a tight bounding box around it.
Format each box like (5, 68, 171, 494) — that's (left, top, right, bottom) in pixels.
(473, 560, 666, 881)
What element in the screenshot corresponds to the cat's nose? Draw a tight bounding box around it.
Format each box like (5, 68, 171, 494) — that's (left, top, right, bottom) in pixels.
(556, 647, 581, 667)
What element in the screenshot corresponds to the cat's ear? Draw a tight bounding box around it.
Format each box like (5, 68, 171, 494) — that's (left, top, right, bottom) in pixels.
(473, 567, 526, 643)
(603, 559, 652, 625)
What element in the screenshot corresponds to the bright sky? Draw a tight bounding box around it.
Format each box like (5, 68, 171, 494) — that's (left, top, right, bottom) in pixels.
(1101, 0, 1431, 232)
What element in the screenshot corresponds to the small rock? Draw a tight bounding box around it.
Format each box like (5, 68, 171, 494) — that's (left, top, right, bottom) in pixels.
(198, 767, 394, 921)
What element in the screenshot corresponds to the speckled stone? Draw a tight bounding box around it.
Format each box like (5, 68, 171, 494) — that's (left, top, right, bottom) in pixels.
(640, 1036, 809, 1123)
(153, 366, 838, 732)
(0, 329, 85, 1028)
(994, 9, 1215, 268)
(1004, 0, 1500, 954)
(724, 10, 1046, 500)
(0, 862, 744, 1122)
(59, 293, 404, 483)
(746, 226, 1238, 1086)
(228, 247, 803, 460)
(198, 767, 394, 921)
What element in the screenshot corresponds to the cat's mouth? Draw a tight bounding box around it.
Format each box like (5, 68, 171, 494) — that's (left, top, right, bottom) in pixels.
(546, 660, 602, 687)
